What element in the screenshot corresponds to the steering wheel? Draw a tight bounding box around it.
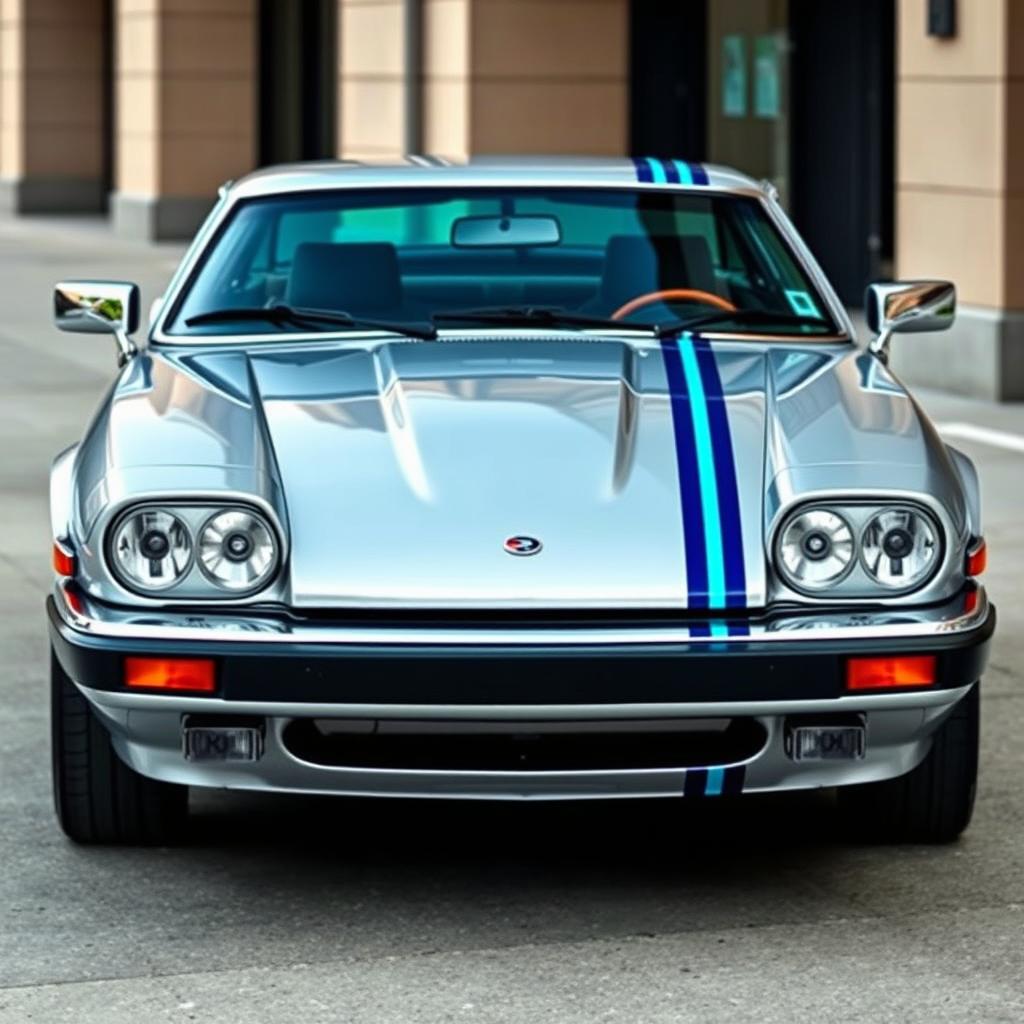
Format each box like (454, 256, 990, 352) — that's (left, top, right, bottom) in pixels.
(611, 288, 737, 321)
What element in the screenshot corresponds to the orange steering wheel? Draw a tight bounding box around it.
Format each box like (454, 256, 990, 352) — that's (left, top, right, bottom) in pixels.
(611, 288, 737, 321)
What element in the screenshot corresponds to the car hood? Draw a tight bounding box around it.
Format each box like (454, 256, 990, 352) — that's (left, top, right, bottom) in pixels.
(80, 335, 961, 610)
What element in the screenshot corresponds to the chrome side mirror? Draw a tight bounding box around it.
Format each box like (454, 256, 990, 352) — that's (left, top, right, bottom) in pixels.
(865, 280, 955, 362)
(54, 280, 141, 366)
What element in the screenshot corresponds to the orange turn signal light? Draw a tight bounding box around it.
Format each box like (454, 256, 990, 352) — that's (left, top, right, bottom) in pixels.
(846, 655, 936, 691)
(52, 542, 75, 578)
(966, 538, 987, 578)
(124, 657, 216, 693)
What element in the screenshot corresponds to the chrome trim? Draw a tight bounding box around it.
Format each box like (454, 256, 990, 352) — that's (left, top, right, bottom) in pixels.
(79, 683, 975, 720)
(54, 579, 990, 647)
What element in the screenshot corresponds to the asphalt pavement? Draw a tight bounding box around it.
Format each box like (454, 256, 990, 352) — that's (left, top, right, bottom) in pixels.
(0, 216, 1022, 1023)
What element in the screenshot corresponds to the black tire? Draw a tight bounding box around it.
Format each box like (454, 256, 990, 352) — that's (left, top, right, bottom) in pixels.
(51, 648, 188, 845)
(837, 682, 979, 843)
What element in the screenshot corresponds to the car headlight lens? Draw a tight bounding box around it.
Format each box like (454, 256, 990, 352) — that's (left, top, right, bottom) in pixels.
(861, 508, 938, 589)
(197, 509, 277, 591)
(776, 508, 855, 591)
(111, 508, 192, 591)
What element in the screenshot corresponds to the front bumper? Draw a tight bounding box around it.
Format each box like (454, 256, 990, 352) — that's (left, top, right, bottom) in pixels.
(48, 583, 995, 800)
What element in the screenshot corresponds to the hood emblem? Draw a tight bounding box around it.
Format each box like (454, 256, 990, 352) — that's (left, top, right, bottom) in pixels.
(504, 535, 543, 557)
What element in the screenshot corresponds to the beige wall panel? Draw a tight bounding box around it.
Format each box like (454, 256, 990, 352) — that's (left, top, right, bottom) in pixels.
(422, 79, 469, 156)
(897, 80, 1004, 192)
(471, 0, 626, 79)
(158, 12, 254, 75)
(341, 78, 404, 155)
(897, 187, 1004, 308)
(117, 72, 158, 136)
(341, 0, 404, 76)
(471, 80, 626, 154)
(899, 0, 1007, 79)
(423, 0, 468, 79)
(0, 127, 23, 178)
(160, 133, 252, 194)
(117, 133, 158, 194)
(117, 12, 158, 76)
(0, 20, 22, 72)
(119, 0, 250, 14)
(161, 75, 252, 135)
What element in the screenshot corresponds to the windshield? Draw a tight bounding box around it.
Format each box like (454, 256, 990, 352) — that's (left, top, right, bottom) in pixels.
(166, 187, 841, 338)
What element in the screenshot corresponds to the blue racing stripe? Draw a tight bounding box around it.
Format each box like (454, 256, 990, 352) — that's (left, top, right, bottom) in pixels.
(632, 157, 653, 183)
(690, 163, 710, 185)
(693, 337, 747, 608)
(704, 767, 725, 796)
(660, 338, 709, 606)
(646, 157, 667, 183)
(662, 159, 680, 184)
(672, 160, 693, 185)
(677, 335, 727, 607)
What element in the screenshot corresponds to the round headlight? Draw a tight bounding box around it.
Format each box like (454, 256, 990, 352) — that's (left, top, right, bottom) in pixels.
(111, 508, 192, 591)
(777, 508, 855, 591)
(861, 508, 938, 590)
(198, 509, 277, 592)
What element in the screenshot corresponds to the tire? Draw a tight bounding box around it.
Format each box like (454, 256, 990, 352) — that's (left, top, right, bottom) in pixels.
(51, 648, 188, 845)
(837, 682, 979, 843)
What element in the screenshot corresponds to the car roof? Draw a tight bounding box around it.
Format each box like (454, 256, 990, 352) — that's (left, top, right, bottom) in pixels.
(226, 156, 765, 201)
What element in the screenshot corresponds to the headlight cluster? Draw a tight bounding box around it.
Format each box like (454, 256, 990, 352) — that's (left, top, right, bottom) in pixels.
(775, 503, 941, 597)
(109, 504, 280, 597)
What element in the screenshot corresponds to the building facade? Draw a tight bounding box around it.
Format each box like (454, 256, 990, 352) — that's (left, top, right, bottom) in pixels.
(0, 0, 1019, 399)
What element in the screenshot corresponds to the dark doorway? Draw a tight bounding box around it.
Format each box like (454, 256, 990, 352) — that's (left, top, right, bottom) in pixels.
(258, 0, 337, 165)
(629, 0, 707, 160)
(789, 0, 895, 305)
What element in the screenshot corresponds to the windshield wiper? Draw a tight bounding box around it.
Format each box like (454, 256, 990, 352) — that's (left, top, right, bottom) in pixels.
(652, 309, 832, 338)
(431, 306, 656, 334)
(184, 304, 437, 340)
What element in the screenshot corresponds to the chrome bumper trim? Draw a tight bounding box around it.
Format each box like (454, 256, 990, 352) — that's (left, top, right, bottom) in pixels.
(51, 581, 987, 643)
(54, 581, 990, 648)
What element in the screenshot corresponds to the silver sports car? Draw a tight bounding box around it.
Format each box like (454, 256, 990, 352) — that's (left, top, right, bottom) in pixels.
(48, 157, 994, 845)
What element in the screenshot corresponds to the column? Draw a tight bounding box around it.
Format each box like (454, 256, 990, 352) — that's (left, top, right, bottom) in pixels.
(892, 0, 1024, 400)
(0, 0, 107, 214)
(112, 0, 256, 241)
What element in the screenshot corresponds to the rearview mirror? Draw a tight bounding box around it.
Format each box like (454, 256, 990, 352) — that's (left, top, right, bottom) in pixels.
(865, 280, 955, 361)
(54, 280, 141, 365)
(451, 215, 561, 249)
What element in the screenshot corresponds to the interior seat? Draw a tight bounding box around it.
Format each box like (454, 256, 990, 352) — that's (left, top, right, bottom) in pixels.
(286, 242, 406, 316)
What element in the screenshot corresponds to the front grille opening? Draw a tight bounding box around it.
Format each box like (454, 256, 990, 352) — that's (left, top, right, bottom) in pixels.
(282, 718, 767, 772)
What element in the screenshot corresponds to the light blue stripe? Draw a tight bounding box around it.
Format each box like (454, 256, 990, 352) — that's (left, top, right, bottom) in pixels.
(677, 335, 726, 607)
(672, 160, 693, 185)
(709, 621, 729, 638)
(705, 767, 725, 796)
(646, 157, 667, 184)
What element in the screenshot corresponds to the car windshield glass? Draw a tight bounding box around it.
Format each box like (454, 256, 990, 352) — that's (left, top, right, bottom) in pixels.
(166, 187, 841, 338)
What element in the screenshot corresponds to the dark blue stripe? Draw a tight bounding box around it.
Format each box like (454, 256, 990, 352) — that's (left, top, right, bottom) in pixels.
(683, 769, 707, 798)
(632, 157, 653, 183)
(692, 337, 747, 608)
(689, 162, 710, 185)
(660, 338, 709, 607)
(661, 158, 681, 184)
(689, 622, 711, 638)
(722, 765, 746, 795)
(727, 621, 750, 637)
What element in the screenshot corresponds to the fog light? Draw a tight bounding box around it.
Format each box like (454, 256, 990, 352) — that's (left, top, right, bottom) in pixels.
(786, 722, 866, 761)
(182, 721, 263, 762)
